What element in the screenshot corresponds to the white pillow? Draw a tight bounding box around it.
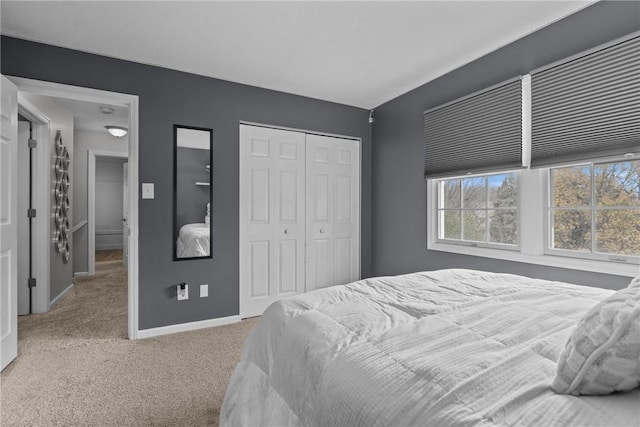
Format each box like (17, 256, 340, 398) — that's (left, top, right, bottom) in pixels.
(552, 278, 640, 395)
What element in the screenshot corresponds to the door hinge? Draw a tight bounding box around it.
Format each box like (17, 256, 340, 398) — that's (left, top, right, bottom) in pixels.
(28, 278, 36, 288)
(28, 139, 37, 149)
(27, 208, 37, 218)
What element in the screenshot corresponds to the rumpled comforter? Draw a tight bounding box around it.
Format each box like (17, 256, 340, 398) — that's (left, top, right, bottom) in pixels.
(176, 223, 210, 257)
(220, 269, 640, 426)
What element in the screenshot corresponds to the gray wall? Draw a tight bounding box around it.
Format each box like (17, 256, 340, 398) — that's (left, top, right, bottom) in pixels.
(371, 1, 640, 290)
(1, 36, 372, 329)
(20, 93, 75, 303)
(175, 147, 210, 235)
(72, 130, 128, 274)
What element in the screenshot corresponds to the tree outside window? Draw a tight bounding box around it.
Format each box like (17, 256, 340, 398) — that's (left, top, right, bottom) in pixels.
(550, 160, 640, 256)
(438, 172, 518, 246)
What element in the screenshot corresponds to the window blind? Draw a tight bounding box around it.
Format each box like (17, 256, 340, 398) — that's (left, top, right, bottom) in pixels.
(531, 35, 640, 167)
(424, 78, 523, 179)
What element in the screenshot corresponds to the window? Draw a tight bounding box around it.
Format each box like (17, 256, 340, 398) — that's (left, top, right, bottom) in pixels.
(549, 159, 640, 260)
(437, 172, 518, 248)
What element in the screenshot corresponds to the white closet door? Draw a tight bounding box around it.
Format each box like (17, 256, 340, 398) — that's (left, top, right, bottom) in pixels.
(239, 125, 306, 318)
(1, 76, 18, 371)
(305, 134, 360, 291)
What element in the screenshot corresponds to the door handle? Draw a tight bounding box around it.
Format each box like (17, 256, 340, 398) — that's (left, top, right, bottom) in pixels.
(284, 229, 289, 234)
(320, 228, 325, 234)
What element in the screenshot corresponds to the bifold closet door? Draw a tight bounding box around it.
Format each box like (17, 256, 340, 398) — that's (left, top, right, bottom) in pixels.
(239, 125, 306, 318)
(305, 134, 360, 291)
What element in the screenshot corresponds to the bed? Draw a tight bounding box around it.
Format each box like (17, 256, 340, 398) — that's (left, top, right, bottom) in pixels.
(220, 269, 640, 426)
(176, 223, 210, 257)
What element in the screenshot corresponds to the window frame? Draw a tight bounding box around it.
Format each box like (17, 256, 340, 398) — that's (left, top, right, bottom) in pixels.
(544, 158, 640, 264)
(426, 160, 639, 278)
(435, 172, 520, 251)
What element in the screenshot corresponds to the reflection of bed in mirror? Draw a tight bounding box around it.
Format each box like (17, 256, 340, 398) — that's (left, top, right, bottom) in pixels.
(174, 125, 213, 260)
(176, 222, 210, 258)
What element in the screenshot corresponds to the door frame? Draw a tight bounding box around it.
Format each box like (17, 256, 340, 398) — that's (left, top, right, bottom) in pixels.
(238, 121, 362, 318)
(17, 97, 51, 314)
(88, 151, 128, 275)
(9, 76, 141, 340)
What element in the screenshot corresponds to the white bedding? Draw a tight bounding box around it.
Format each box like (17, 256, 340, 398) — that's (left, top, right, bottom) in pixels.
(176, 223, 210, 257)
(221, 269, 640, 426)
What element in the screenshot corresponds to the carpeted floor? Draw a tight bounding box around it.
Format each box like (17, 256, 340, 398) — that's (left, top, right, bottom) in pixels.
(0, 262, 258, 426)
(95, 249, 124, 263)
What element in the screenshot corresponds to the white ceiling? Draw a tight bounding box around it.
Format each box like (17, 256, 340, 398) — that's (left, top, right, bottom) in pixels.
(1, 1, 594, 109)
(55, 98, 129, 133)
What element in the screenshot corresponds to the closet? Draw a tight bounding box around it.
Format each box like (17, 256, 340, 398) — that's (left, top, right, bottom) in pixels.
(239, 124, 360, 318)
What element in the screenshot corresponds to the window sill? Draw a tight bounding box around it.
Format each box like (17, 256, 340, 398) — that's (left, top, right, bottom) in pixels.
(428, 241, 639, 278)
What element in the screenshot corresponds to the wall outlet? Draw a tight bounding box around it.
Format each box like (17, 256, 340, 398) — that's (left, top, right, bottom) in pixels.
(200, 284, 208, 298)
(177, 283, 188, 301)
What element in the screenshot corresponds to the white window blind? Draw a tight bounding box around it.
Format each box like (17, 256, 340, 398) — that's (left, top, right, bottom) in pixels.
(424, 78, 524, 179)
(531, 35, 640, 167)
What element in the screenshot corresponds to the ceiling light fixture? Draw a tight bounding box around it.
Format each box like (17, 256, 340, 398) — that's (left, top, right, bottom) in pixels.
(100, 106, 114, 115)
(105, 126, 128, 137)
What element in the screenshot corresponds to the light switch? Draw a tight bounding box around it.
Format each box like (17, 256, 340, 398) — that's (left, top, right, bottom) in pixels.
(142, 183, 154, 199)
(200, 284, 208, 298)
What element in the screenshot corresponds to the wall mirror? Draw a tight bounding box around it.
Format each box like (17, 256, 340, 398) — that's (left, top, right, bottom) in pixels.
(174, 125, 213, 260)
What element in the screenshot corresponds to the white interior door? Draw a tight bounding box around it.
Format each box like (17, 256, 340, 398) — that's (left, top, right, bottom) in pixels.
(1, 75, 19, 370)
(239, 125, 306, 318)
(306, 134, 360, 291)
(122, 162, 129, 267)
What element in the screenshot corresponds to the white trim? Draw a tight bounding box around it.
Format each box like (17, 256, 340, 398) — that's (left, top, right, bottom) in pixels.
(239, 120, 360, 142)
(49, 283, 73, 309)
(17, 96, 51, 314)
(88, 150, 128, 276)
(137, 315, 241, 339)
(73, 272, 89, 278)
(9, 76, 140, 340)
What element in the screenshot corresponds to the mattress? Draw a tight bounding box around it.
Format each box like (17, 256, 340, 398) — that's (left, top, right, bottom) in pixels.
(176, 223, 210, 257)
(220, 269, 640, 426)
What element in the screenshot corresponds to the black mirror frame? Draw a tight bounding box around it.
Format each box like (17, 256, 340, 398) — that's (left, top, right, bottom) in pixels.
(173, 124, 214, 261)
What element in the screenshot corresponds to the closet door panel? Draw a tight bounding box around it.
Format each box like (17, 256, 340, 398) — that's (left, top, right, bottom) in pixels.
(240, 125, 305, 318)
(306, 134, 359, 291)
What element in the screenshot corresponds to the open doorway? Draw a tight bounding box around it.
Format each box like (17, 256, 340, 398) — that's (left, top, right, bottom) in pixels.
(12, 93, 134, 352)
(91, 153, 129, 271)
(9, 76, 139, 346)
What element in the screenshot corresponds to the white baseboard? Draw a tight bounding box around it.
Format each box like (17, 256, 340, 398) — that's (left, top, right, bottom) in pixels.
(137, 315, 241, 339)
(74, 271, 89, 278)
(49, 283, 73, 308)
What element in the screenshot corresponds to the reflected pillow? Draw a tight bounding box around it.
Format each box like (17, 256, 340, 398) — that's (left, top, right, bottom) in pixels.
(552, 278, 640, 395)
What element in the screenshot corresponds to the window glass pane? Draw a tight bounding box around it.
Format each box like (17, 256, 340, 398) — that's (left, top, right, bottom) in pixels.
(462, 177, 486, 208)
(552, 209, 591, 251)
(595, 209, 640, 256)
(441, 210, 461, 239)
(441, 179, 461, 209)
(594, 160, 640, 207)
(489, 173, 518, 208)
(463, 210, 486, 242)
(552, 166, 591, 207)
(489, 209, 517, 245)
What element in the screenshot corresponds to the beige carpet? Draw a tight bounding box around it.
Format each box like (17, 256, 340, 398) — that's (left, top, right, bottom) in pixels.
(0, 262, 258, 426)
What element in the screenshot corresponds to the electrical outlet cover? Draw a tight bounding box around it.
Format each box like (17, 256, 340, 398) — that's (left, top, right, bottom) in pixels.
(177, 283, 188, 300)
